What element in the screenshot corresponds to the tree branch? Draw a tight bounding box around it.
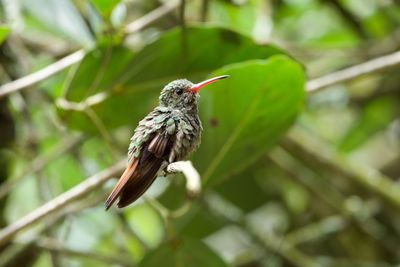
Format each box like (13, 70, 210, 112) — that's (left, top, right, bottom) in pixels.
(306, 50, 400, 92)
(1, 1, 398, 99)
(0, 135, 85, 199)
(124, 0, 180, 34)
(0, 160, 125, 247)
(0, 51, 85, 99)
(0, 0, 181, 99)
(200, 0, 209, 22)
(285, 127, 400, 208)
(0, 160, 201, 247)
(35, 237, 133, 266)
(285, 216, 347, 246)
(203, 194, 322, 267)
(322, 0, 367, 39)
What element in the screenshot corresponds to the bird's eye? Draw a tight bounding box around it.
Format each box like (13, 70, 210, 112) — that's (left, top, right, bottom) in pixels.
(175, 88, 184, 95)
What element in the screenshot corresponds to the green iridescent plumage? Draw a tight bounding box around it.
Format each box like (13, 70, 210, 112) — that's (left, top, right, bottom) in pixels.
(105, 76, 229, 209)
(128, 79, 202, 163)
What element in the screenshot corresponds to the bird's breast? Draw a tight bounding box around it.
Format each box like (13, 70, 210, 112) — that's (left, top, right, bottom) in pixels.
(168, 111, 202, 163)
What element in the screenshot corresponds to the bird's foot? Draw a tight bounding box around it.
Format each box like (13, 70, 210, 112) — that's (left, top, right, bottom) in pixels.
(157, 161, 170, 177)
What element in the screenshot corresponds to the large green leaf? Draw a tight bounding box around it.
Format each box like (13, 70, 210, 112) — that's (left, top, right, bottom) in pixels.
(21, 0, 93, 46)
(139, 238, 228, 267)
(208, 0, 259, 36)
(194, 55, 305, 186)
(64, 45, 135, 102)
(58, 26, 283, 132)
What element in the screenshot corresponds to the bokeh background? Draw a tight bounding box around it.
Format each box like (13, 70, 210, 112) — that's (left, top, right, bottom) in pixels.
(1, 0, 400, 266)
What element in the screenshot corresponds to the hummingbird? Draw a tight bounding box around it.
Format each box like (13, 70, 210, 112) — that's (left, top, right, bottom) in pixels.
(105, 75, 229, 210)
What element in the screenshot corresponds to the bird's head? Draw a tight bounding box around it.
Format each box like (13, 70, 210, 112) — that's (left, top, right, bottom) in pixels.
(159, 75, 229, 109)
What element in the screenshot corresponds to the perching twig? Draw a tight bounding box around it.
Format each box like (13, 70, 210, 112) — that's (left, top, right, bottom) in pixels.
(0, 160, 200, 246)
(306, 50, 400, 92)
(0, 1, 181, 99)
(167, 160, 201, 198)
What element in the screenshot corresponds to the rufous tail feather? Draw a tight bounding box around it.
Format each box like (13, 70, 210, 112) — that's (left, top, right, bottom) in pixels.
(104, 159, 138, 210)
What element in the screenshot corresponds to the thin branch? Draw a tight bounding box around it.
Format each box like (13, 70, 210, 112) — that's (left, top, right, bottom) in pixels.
(50, 49, 400, 116)
(0, 160, 201, 247)
(306, 50, 400, 92)
(0, 50, 85, 99)
(0, 191, 107, 266)
(179, 0, 186, 28)
(124, 0, 180, 34)
(116, 213, 150, 251)
(203, 195, 322, 267)
(268, 146, 397, 254)
(179, 0, 188, 59)
(84, 107, 119, 159)
(286, 127, 400, 208)
(0, 135, 85, 199)
(0, 1, 181, 99)
(248, 229, 322, 267)
(322, 0, 368, 39)
(36, 149, 63, 267)
(35, 237, 133, 266)
(285, 216, 347, 246)
(0, 160, 126, 247)
(201, 0, 209, 22)
(0, 3, 398, 100)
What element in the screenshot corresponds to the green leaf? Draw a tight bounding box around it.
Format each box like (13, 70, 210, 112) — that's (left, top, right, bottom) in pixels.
(177, 207, 227, 239)
(0, 25, 10, 44)
(139, 238, 228, 267)
(65, 45, 135, 102)
(125, 204, 165, 249)
(120, 26, 282, 86)
(214, 170, 270, 212)
(44, 154, 86, 191)
(57, 45, 135, 131)
(208, 0, 259, 36)
(58, 26, 283, 132)
(281, 179, 310, 215)
(195, 55, 305, 186)
(90, 0, 121, 19)
(21, 0, 93, 46)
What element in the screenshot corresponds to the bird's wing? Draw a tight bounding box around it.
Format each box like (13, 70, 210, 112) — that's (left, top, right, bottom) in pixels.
(105, 132, 174, 210)
(117, 133, 174, 208)
(148, 133, 169, 158)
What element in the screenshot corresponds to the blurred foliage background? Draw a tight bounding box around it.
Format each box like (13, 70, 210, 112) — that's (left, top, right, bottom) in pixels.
(0, 0, 400, 266)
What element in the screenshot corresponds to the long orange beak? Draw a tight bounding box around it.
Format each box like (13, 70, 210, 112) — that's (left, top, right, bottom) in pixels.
(189, 75, 229, 93)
